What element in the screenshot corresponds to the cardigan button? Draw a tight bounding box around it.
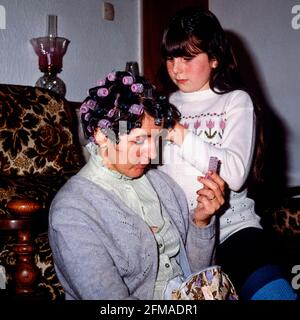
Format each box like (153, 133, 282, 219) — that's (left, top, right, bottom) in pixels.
(165, 263, 170, 268)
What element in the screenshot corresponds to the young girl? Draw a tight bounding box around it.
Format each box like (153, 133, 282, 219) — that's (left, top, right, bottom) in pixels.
(158, 7, 297, 300)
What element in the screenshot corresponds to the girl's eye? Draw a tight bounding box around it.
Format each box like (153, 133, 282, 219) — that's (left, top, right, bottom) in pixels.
(183, 56, 193, 61)
(166, 56, 174, 61)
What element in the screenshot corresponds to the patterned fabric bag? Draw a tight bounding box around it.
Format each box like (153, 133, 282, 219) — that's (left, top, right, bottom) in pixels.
(171, 265, 239, 300)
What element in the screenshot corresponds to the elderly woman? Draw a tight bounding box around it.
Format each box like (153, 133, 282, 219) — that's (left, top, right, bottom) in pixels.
(48, 71, 226, 300)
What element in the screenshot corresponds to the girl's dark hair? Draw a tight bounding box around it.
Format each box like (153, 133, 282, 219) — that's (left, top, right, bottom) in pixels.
(80, 71, 180, 144)
(161, 7, 264, 182)
(161, 7, 241, 93)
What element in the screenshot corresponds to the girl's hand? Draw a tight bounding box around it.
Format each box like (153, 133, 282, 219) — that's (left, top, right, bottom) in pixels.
(165, 122, 188, 146)
(193, 171, 226, 227)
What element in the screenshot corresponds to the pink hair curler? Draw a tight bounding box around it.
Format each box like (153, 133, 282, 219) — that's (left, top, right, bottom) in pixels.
(131, 83, 143, 93)
(97, 88, 109, 97)
(129, 104, 144, 116)
(122, 76, 134, 85)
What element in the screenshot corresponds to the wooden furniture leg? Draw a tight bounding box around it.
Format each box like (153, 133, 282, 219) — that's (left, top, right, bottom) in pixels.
(0, 199, 43, 296)
(14, 229, 39, 295)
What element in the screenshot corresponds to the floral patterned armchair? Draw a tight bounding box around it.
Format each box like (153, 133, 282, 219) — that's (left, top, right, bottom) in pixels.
(260, 186, 300, 292)
(0, 84, 85, 299)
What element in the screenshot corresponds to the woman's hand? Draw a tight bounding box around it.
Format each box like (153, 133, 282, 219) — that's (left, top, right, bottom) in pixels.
(193, 171, 226, 227)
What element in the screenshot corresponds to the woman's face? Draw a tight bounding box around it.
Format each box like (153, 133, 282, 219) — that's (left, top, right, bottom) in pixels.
(166, 53, 217, 92)
(98, 113, 163, 178)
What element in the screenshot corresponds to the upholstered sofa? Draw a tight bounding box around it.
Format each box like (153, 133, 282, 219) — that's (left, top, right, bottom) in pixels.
(0, 84, 85, 299)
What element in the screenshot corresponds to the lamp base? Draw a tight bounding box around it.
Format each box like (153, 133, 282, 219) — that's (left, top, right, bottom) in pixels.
(35, 73, 66, 97)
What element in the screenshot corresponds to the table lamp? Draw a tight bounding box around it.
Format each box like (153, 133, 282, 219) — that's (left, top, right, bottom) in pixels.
(30, 15, 70, 97)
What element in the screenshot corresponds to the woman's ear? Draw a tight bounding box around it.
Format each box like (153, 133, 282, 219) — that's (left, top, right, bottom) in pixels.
(94, 129, 108, 148)
(211, 59, 218, 69)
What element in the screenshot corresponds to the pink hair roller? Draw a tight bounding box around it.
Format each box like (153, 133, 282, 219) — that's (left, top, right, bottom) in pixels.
(97, 88, 109, 97)
(84, 112, 91, 121)
(98, 119, 111, 129)
(107, 72, 116, 81)
(79, 102, 89, 115)
(129, 104, 144, 116)
(122, 76, 134, 85)
(86, 99, 97, 109)
(107, 107, 118, 118)
(131, 83, 143, 93)
(96, 79, 106, 86)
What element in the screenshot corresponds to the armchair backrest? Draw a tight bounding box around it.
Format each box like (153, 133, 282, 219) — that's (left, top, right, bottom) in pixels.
(0, 84, 85, 176)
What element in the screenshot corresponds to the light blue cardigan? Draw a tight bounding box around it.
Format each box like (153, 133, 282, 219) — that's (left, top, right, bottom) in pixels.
(48, 169, 216, 300)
